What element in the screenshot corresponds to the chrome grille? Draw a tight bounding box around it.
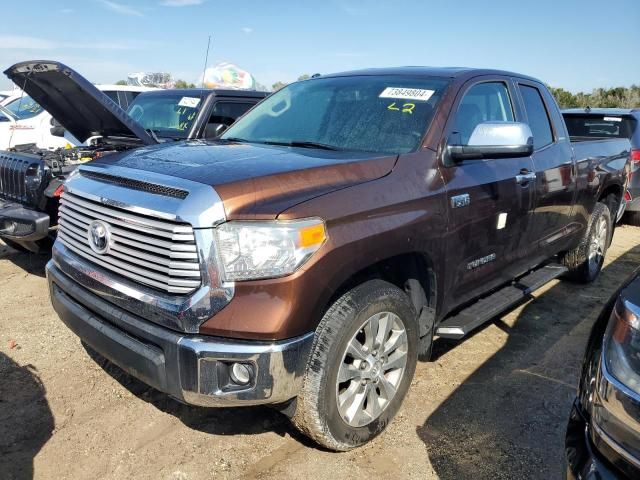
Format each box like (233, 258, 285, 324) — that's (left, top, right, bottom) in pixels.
(58, 190, 201, 294)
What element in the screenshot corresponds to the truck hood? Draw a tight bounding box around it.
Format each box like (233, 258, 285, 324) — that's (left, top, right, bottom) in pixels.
(4, 60, 157, 145)
(89, 140, 397, 218)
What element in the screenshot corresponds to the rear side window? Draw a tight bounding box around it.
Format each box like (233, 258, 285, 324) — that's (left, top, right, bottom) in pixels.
(205, 101, 256, 138)
(563, 114, 637, 139)
(453, 82, 514, 145)
(519, 85, 553, 149)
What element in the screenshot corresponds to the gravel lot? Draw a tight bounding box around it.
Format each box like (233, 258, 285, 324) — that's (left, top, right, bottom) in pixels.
(1, 225, 639, 480)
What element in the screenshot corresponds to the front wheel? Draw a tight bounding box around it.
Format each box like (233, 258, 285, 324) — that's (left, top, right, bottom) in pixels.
(292, 279, 418, 451)
(559, 201, 612, 283)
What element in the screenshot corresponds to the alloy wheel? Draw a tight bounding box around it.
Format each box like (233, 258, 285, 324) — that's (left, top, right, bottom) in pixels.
(336, 311, 408, 427)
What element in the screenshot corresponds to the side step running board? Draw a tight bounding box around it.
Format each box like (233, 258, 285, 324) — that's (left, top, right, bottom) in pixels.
(436, 264, 567, 340)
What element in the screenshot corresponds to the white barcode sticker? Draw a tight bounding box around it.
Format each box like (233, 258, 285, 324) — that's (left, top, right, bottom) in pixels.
(178, 97, 201, 108)
(603, 116, 622, 122)
(379, 87, 435, 102)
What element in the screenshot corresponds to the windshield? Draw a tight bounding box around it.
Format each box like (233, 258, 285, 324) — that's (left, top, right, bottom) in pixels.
(127, 93, 203, 139)
(221, 75, 450, 154)
(4, 95, 44, 120)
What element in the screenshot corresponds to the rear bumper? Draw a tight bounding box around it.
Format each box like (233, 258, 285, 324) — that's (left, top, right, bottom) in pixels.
(0, 199, 49, 241)
(47, 260, 314, 407)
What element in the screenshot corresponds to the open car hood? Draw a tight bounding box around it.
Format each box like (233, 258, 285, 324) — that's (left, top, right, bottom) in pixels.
(4, 60, 157, 145)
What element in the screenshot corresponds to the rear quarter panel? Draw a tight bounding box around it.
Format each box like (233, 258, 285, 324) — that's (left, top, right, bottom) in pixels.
(571, 138, 630, 227)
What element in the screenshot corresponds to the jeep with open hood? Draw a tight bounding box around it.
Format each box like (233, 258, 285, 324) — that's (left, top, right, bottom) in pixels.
(47, 67, 631, 450)
(0, 60, 267, 252)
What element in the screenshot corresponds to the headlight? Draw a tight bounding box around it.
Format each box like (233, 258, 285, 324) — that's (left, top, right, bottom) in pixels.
(215, 218, 327, 281)
(603, 297, 640, 395)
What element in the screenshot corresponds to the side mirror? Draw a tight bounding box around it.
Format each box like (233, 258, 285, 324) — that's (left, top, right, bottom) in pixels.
(447, 122, 534, 161)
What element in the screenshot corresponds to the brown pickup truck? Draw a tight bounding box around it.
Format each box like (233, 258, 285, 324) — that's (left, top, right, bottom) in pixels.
(46, 67, 631, 450)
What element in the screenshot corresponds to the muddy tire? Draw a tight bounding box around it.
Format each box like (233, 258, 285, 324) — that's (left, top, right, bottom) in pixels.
(559, 202, 611, 283)
(292, 279, 418, 451)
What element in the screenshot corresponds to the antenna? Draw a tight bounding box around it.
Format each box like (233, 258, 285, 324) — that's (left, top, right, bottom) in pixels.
(201, 35, 211, 90)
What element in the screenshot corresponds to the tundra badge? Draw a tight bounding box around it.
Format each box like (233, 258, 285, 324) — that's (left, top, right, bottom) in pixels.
(467, 253, 497, 270)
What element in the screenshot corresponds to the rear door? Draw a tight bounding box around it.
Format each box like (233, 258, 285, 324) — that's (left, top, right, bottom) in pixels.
(515, 81, 577, 263)
(441, 77, 537, 308)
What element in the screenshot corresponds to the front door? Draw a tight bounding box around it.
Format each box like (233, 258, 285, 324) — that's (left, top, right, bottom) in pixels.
(440, 79, 537, 310)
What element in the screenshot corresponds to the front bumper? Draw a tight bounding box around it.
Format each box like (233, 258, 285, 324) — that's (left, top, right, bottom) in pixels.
(565, 401, 620, 479)
(47, 261, 314, 407)
(566, 399, 640, 479)
(0, 199, 49, 241)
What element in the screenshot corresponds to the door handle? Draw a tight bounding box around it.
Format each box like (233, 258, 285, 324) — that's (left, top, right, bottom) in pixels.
(516, 171, 536, 185)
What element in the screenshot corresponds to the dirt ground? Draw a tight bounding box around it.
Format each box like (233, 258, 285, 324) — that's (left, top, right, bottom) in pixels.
(1, 226, 639, 480)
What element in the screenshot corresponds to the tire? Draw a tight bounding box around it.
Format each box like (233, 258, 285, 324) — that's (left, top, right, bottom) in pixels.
(624, 211, 640, 227)
(292, 279, 419, 451)
(559, 202, 611, 283)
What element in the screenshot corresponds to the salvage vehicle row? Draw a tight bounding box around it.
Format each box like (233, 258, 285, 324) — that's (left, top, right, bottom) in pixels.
(0, 61, 266, 252)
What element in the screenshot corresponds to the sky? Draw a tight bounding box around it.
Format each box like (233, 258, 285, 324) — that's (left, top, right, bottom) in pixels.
(1, 0, 638, 92)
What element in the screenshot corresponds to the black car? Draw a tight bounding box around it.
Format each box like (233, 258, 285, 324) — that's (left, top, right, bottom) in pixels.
(0, 60, 267, 253)
(566, 268, 640, 479)
(563, 109, 640, 225)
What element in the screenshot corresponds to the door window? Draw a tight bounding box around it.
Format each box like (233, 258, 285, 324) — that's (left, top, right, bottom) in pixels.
(519, 85, 553, 149)
(205, 101, 255, 138)
(453, 82, 514, 144)
(103, 90, 119, 106)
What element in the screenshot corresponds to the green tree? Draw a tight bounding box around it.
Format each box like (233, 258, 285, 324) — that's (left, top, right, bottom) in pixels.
(272, 81, 287, 91)
(549, 85, 640, 109)
(297, 74, 310, 81)
(174, 79, 196, 89)
(115, 80, 127, 86)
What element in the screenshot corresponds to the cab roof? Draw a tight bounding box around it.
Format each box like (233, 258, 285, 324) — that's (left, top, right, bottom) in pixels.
(321, 66, 543, 84)
(138, 88, 269, 98)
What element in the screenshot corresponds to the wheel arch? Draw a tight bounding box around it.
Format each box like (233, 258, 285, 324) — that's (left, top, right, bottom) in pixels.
(325, 252, 438, 340)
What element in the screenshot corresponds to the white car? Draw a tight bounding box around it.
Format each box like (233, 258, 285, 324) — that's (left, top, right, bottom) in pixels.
(0, 84, 153, 150)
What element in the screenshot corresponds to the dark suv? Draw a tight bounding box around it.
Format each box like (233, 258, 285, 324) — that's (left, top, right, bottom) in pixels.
(563, 109, 640, 225)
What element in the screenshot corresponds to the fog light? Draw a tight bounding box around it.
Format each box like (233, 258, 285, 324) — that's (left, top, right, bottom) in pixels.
(230, 362, 252, 385)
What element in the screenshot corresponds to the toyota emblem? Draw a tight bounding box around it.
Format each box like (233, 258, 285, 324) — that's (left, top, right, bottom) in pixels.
(88, 220, 111, 255)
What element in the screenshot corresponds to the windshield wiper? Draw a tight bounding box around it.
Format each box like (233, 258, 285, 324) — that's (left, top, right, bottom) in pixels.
(262, 140, 342, 151)
(146, 128, 183, 142)
(222, 137, 249, 143)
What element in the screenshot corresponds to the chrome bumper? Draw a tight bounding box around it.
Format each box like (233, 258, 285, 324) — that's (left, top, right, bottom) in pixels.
(47, 260, 314, 406)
